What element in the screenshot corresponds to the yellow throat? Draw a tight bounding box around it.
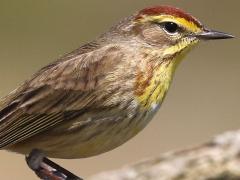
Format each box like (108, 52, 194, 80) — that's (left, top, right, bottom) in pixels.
(135, 41, 198, 110)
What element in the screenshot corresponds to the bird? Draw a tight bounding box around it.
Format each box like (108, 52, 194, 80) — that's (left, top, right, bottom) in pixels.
(0, 5, 234, 159)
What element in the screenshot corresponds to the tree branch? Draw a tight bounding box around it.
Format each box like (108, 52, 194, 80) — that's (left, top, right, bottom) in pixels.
(89, 130, 240, 180)
(26, 130, 240, 180)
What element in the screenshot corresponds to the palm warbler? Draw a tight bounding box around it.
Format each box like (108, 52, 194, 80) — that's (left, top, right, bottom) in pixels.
(0, 6, 234, 158)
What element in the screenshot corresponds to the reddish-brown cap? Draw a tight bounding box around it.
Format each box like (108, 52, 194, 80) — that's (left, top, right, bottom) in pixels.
(136, 6, 203, 28)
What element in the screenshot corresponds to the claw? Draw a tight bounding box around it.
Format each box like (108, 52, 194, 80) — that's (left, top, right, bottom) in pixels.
(26, 149, 45, 171)
(26, 149, 82, 180)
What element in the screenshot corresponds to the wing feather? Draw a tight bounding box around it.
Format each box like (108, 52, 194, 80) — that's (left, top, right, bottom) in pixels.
(0, 43, 125, 148)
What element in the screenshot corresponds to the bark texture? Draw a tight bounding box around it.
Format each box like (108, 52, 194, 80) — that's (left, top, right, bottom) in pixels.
(89, 130, 240, 180)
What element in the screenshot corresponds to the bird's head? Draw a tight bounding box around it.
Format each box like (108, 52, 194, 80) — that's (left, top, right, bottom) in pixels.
(124, 6, 234, 57)
(112, 6, 234, 109)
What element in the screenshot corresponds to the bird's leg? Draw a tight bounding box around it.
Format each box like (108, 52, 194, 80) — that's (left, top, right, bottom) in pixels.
(26, 149, 83, 180)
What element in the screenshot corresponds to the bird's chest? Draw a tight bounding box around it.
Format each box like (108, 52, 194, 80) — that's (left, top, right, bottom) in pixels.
(134, 60, 176, 111)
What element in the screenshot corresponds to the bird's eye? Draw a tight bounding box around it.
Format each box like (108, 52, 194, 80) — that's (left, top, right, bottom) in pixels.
(161, 22, 179, 34)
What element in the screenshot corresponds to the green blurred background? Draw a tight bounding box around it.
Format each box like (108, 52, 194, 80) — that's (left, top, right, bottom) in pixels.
(0, 0, 239, 179)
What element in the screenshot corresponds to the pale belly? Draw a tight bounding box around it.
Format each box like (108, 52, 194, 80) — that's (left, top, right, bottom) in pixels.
(8, 107, 159, 159)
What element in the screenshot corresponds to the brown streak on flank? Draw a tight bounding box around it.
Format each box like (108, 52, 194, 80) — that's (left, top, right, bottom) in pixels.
(134, 62, 154, 96)
(136, 5, 203, 28)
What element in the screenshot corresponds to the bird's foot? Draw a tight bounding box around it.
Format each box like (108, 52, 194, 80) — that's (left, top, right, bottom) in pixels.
(26, 149, 45, 171)
(26, 149, 82, 180)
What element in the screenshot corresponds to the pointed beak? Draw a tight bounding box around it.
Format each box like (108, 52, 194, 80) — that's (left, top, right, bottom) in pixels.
(196, 29, 234, 40)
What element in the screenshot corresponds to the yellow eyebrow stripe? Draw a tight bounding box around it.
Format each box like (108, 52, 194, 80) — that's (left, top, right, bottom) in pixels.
(136, 15, 202, 33)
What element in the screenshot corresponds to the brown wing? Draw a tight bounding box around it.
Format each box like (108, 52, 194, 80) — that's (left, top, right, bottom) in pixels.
(0, 43, 125, 148)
